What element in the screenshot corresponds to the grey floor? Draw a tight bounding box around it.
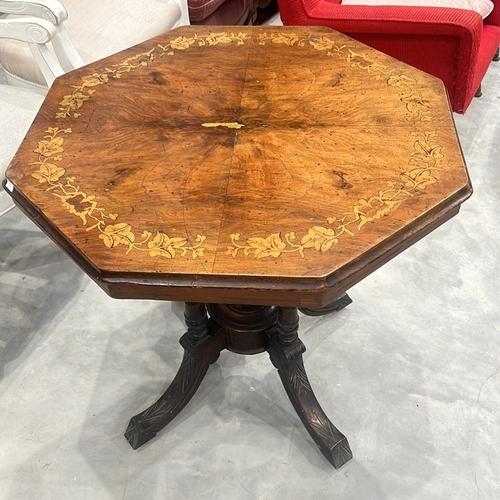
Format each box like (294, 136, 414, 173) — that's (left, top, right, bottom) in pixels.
(1, 43, 500, 500)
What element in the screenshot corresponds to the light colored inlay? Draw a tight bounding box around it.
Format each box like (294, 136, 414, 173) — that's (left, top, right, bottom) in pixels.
(201, 122, 245, 129)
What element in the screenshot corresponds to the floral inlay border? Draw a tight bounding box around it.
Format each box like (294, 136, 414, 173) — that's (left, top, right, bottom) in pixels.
(56, 32, 247, 119)
(30, 30, 443, 261)
(226, 33, 440, 259)
(258, 33, 431, 121)
(34, 32, 249, 260)
(227, 131, 442, 259)
(31, 127, 205, 259)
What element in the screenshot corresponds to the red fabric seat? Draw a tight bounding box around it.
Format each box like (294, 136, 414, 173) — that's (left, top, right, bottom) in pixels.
(276, 0, 500, 112)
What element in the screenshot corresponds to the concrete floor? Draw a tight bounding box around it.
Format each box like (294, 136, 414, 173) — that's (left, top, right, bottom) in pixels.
(1, 44, 500, 500)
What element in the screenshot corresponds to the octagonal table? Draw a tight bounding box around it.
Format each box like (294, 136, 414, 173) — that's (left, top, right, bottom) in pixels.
(3, 26, 472, 468)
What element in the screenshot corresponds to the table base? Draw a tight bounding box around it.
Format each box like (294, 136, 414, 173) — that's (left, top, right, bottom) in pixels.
(124, 298, 353, 469)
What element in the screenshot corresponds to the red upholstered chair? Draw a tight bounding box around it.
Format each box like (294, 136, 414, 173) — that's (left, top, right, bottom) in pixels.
(276, 0, 500, 112)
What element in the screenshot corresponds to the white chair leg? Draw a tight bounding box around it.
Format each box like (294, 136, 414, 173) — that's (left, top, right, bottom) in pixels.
(51, 24, 85, 72)
(29, 42, 64, 86)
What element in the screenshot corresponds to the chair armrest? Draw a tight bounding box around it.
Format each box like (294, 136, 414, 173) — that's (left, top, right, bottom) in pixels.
(0, 16, 56, 43)
(0, 16, 65, 86)
(0, 1, 84, 77)
(0, 0, 68, 24)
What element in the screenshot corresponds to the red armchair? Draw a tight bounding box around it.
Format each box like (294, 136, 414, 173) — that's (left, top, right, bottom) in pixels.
(276, 0, 500, 112)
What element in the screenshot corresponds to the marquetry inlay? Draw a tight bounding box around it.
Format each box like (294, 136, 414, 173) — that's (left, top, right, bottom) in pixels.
(26, 29, 449, 265)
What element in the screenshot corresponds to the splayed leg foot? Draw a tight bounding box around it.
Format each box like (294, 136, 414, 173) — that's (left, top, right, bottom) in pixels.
(266, 307, 352, 468)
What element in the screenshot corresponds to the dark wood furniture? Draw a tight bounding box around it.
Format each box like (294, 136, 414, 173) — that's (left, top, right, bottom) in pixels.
(3, 26, 472, 468)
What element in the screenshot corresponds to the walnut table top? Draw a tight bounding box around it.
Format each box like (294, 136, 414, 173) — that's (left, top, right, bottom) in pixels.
(4, 26, 472, 307)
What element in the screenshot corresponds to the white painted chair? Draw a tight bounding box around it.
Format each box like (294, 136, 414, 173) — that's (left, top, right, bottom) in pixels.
(0, 0, 188, 92)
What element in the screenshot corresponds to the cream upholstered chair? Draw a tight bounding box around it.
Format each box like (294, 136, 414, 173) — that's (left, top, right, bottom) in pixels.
(0, 0, 187, 92)
(0, 85, 44, 215)
(0, 1, 68, 90)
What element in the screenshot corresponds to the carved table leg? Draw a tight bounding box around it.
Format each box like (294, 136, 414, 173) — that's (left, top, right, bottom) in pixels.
(124, 303, 226, 449)
(266, 307, 353, 469)
(299, 292, 352, 317)
(126, 302, 352, 468)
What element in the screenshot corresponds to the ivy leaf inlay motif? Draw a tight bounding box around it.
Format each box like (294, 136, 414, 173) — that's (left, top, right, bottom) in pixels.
(30, 128, 205, 260)
(99, 223, 135, 248)
(227, 131, 442, 259)
(31, 31, 444, 262)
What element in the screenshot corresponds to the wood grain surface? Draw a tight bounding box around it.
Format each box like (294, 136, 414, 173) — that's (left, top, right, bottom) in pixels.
(4, 26, 472, 306)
